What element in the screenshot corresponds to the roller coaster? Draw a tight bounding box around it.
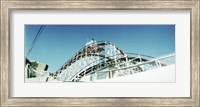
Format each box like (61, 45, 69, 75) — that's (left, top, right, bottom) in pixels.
(55, 39, 175, 82)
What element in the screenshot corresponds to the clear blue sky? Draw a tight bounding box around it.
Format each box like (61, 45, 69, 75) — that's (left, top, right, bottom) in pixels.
(25, 25, 175, 73)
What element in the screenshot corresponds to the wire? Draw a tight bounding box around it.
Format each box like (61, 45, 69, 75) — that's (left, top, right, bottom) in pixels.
(26, 25, 45, 57)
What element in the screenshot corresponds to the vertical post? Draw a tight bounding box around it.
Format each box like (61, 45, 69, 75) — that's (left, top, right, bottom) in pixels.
(85, 46, 87, 57)
(155, 60, 161, 67)
(94, 70, 97, 81)
(109, 70, 112, 79)
(84, 71, 86, 82)
(125, 54, 128, 62)
(81, 49, 83, 58)
(158, 61, 161, 67)
(139, 54, 142, 62)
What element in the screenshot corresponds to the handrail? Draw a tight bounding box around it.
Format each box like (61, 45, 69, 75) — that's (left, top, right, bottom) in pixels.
(91, 53, 175, 74)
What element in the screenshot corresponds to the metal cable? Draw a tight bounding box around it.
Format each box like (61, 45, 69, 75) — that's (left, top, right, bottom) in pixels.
(26, 25, 45, 57)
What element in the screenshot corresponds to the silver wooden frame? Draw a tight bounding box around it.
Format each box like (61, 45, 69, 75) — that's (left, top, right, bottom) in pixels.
(1, 0, 199, 106)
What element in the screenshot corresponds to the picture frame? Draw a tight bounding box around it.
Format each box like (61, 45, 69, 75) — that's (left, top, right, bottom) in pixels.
(1, 0, 199, 106)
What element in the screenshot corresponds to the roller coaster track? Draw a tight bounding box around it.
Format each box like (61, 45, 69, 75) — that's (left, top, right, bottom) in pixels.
(55, 41, 175, 82)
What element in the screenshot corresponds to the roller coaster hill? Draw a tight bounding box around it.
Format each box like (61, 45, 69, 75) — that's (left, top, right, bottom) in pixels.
(54, 39, 175, 82)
